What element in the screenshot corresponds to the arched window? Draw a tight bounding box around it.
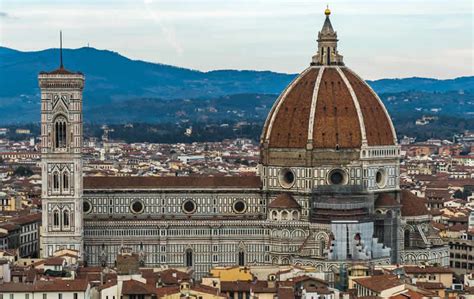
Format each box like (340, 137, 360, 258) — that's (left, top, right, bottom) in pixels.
(185, 249, 193, 267)
(54, 116, 67, 149)
(319, 240, 326, 257)
(404, 230, 411, 248)
(238, 251, 245, 266)
(53, 210, 60, 227)
(62, 171, 69, 191)
(271, 211, 278, 220)
(53, 172, 60, 191)
(63, 209, 70, 227)
(292, 211, 298, 220)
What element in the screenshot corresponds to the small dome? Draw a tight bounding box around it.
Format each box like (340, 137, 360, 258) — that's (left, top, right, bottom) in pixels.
(261, 66, 396, 149)
(375, 193, 400, 207)
(400, 190, 429, 217)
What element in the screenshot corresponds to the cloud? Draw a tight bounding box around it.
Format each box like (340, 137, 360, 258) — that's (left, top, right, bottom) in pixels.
(143, 2, 184, 55)
(0, 11, 18, 19)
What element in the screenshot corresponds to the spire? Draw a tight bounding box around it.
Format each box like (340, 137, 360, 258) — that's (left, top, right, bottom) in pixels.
(59, 30, 64, 69)
(321, 7, 335, 35)
(311, 6, 344, 66)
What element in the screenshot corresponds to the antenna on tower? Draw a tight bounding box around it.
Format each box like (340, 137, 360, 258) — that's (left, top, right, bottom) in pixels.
(60, 30, 63, 68)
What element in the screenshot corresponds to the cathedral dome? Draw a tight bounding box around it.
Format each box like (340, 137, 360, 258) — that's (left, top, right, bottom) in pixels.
(261, 66, 396, 149)
(260, 10, 396, 152)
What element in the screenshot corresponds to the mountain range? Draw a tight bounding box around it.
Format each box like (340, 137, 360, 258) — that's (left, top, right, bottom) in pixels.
(0, 46, 473, 124)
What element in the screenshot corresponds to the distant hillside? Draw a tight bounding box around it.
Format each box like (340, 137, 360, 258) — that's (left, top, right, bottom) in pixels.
(367, 77, 474, 93)
(0, 46, 293, 104)
(0, 46, 473, 124)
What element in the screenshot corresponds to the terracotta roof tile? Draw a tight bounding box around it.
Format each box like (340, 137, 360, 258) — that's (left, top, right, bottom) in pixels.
(84, 176, 261, 190)
(44, 257, 65, 266)
(264, 66, 394, 149)
(40, 67, 81, 75)
(220, 281, 275, 293)
(375, 193, 400, 207)
(400, 190, 429, 217)
(342, 69, 395, 146)
(403, 266, 453, 274)
(277, 287, 295, 299)
(313, 68, 362, 148)
(0, 279, 89, 292)
(122, 279, 156, 295)
(267, 68, 318, 148)
(415, 282, 444, 289)
(353, 275, 403, 293)
(155, 286, 180, 297)
(268, 193, 301, 209)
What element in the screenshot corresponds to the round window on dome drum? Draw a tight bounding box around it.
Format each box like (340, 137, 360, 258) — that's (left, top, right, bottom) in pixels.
(83, 200, 92, 214)
(130, 200, 145, 214)
(328, 169, 347, 185)
(233, 200, 247, 214)
(182, 199, 196, 214)
(278, 168, 295, 188)
(376, 169, 387, 188)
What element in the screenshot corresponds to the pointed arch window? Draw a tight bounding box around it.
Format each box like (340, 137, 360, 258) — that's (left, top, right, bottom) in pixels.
(404, 230, 411, 248)
(327, 47, 331, 65)
(52, 171, 60, 192)
(53, 116, 68, 149)
(238, 250, 245, 266)
(185, 249, 193, 267)
(53, 210, 60, 228)
(63, 209, 70, 227)
(319, 240, 326, 257)
(62, 171, 69, 191)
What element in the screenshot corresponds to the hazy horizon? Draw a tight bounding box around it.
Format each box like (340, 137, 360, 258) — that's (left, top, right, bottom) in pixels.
(1, 0, 473, 80)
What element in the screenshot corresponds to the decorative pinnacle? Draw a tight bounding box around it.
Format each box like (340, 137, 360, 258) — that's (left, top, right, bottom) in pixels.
(325, 5, 331, 16)
(60, 30, 63, 68)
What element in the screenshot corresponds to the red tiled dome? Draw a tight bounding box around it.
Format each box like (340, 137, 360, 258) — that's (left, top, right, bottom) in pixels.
(400, 190, 429, 217)
(261, 66, 396, 149)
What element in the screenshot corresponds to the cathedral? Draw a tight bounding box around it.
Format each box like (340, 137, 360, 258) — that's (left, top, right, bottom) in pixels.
(39, 9, 448, 278)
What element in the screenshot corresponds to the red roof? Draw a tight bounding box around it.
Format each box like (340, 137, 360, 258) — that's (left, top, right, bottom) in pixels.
(40, 67, 81, 75)
(44, 257, 65, 266)
(375, 193, 399, 207)
(404, 266, 453, 274)
(84, 176, 261, 189)
(262, 66, 395, 149)
(0, 279, 89, 292)
(268, 193, 301, 209)
(122, 279, 156, 295)
(353, 275, 403, 293)
(400, 190, 429, 217)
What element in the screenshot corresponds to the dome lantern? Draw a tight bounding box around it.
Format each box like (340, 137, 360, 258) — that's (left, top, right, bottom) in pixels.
(312, 7, 344, 66)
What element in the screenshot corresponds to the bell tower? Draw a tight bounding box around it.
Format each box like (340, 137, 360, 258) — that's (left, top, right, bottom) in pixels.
(39, 32, 84, 258)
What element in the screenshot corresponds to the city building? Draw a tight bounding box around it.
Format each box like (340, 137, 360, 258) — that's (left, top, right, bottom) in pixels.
(0, 279, 91, 299)
(448, 230, 474, 274)
(38, 9, 448, 278)
(11, 213, 41, 257)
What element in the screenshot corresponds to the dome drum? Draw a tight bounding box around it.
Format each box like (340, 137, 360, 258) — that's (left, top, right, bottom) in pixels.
(260, 146, 362, 168)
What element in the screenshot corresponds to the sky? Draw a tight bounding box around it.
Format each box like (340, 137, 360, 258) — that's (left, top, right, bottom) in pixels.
(0, 0, 472, 79)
